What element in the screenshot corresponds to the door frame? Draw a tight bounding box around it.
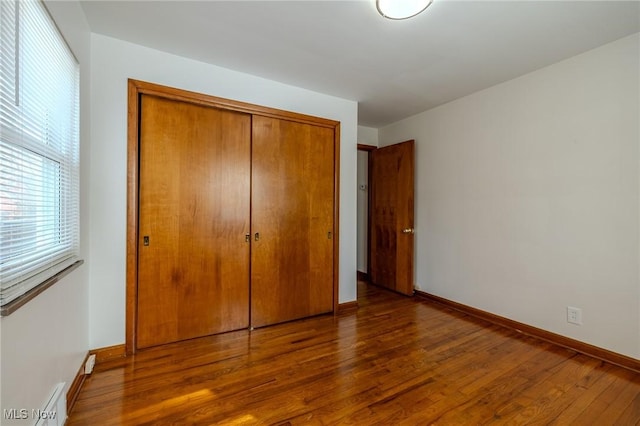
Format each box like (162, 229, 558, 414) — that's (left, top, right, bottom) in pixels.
(126, 79, 341, 355)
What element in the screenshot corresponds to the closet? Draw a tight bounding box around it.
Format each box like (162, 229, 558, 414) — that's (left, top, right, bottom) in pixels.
(127, 81, 339, 351)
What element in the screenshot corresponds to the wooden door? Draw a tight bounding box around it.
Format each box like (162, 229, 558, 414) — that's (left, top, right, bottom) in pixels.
(137, 95, 251, 349)
(251, 116, 335, 327)
(370, 140, 415, 295)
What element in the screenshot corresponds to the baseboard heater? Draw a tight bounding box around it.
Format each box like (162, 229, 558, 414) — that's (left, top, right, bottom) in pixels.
(35, 382, 66, 426)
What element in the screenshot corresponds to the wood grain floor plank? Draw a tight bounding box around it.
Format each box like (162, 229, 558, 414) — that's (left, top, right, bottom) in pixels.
(616, 390, 640, 424)
(68, 282, 640, 425)
(590, 373, 640, 424)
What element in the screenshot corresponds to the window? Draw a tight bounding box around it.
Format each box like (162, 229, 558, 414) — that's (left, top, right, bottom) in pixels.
(0, 0, 80, 311)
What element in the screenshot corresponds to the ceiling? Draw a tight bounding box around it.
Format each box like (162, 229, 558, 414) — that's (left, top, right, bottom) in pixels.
(80, 1, 640, 128)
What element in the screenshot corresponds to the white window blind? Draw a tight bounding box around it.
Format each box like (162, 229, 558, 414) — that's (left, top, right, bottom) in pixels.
(0, 0, 80, 307)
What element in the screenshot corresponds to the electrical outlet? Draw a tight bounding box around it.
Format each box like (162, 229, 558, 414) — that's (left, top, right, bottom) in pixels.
(567, 306, 582, 325)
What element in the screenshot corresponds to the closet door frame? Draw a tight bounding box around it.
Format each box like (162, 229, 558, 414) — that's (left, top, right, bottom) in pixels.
(126, 79, 340, 355)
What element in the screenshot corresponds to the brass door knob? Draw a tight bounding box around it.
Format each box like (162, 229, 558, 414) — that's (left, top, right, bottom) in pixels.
(401, 228, 415, 234)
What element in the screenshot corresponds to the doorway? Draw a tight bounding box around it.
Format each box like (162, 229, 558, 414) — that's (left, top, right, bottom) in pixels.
(357, 144, 376, 282)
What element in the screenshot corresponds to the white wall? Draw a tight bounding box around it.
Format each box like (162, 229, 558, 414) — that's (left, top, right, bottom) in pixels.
(358, 125, 379, 147)
(89, 34, 358, 349)
(379, 33, 640, 359)
(0, 1, 91, 422)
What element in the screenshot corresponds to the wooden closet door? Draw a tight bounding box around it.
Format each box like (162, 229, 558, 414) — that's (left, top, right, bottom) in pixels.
(251, 116, 335, 327)
(137, 95, 251, 349)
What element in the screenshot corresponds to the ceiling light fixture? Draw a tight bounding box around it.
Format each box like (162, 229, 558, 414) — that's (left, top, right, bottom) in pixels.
(376, 0, 433, 20)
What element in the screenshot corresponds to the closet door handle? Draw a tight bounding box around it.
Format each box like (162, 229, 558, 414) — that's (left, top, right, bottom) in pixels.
(254, 232, 260, 241)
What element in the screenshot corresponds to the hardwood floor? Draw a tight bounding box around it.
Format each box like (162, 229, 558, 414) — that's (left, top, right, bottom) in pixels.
(68, 282, 640, 425)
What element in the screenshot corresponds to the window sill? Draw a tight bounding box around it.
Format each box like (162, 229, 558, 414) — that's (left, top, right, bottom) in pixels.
(0, 259, 84, 317)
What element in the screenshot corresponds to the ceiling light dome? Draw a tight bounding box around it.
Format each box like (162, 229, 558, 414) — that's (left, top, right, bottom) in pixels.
(377, 0, 433, 20)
